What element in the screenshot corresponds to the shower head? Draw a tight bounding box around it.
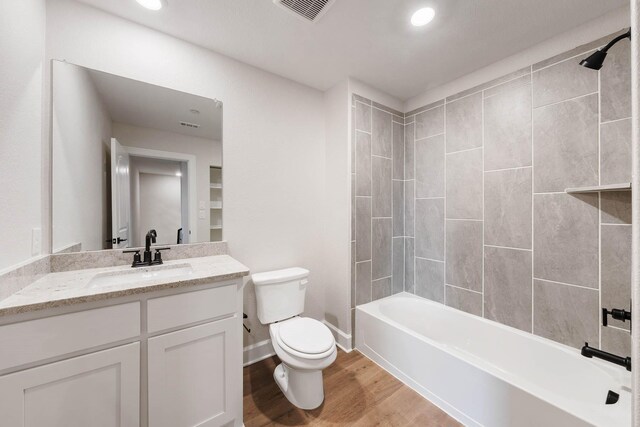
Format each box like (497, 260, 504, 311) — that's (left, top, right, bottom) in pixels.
(579, 28, 631, 70)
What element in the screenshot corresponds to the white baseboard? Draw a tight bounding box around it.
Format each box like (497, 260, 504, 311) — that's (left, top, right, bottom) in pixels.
(322, 320, 353, 352)
(243, 339, 275, 367)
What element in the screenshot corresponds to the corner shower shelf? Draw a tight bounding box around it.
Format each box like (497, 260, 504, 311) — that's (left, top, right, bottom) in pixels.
(210, 183, 222, 189)
(210, 225, 222, 230)
(565, 183, 631, 194)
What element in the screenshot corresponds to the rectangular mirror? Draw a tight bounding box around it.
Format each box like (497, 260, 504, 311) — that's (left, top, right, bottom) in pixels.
(52, 61, 223, 253)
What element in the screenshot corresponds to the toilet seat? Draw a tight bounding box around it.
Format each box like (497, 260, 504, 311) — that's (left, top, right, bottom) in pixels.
(273, 317, 336, 360)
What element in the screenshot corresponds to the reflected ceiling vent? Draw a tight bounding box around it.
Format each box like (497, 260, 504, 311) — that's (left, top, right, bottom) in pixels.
(273, 0, 336, 23)
(180, 121, 200, 129)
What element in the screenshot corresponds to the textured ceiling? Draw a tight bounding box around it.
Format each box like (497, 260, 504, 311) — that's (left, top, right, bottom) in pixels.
(75, 0, 627, 100)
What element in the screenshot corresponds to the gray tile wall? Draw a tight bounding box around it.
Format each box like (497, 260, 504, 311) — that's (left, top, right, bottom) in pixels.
(399, 31, 632, 353)
(351, 30, 632, 355)
(351, 96, 405, 330)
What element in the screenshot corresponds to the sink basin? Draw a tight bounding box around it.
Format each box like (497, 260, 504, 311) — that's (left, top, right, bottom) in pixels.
(87, 263, 195, 289)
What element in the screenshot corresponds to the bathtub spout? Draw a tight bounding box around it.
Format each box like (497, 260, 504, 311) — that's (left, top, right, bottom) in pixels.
(581, 342, 631, 371)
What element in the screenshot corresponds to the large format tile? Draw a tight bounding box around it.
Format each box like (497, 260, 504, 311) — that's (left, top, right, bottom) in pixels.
(484, 246, 532, 332)
(372, 108, 392, 158)
(484, 82, 532, 170)
(404, 122, 415, 180)
(445, 286, 482, 316)
(446, 220, 482, 291)
(601, 326, 631, 356)
(484, 168, 532, 249)
(372, 277, 392, 301)
(533, 280, 599, 349)
(404, 238, 415, 293)
(445, 92, 483, 153)
(415, 258, 444, 303)
(393, 180, 404, 237)
(355, 261, 372, 305)
(601, 191, 632, 225)
(446, 148, 483, 220)
(416, 134, 445, 198)
(601, 39, 632, 122)
(404, 180, 415, 237)
(372, 156, 392, 217)
(533, 94, 598, 192)
(355, 101, 371, 132)
(355, 197, 372, 262)
(601, 118, 631, 185)
(415, 105, 444, 140)
(533, 193, 599, 288)
(532, 57, 598, 107)
(355, 131, 372, 196)
(393, 122, 404, 180)
(601, 224, 632, 330)
(415, 198, 445, 261)
(393, 237, 404, 294)
(372, 218, 392, 280)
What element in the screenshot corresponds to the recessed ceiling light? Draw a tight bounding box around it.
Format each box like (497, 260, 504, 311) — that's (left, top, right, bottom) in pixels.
(136, 0, 166, 11)
(175, 171, 182, 177)
(411, 7, 435, 27)
(189, 109, 200, 115)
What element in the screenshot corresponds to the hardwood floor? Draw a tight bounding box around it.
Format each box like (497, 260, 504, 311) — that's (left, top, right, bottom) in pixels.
(243, 349, 462, 426)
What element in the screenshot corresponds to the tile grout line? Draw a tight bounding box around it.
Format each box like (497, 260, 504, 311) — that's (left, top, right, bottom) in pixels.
(445, 283, 484, 295)
(598, 66, 602, 349)
(484, 165, 532, 173)
(535, 277, 600, 292)
(443, 100, 447, 305)
(533, 91, 598, 110)
(531, 64, 535, 335)
(484, 244, 533, 252)
(445, 146, 483, 156)
(481, 83, 486, 318)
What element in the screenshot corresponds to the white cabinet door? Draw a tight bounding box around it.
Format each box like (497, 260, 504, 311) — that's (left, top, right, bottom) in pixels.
(148, 317, 241, 427)
(0, 342, 140, 427)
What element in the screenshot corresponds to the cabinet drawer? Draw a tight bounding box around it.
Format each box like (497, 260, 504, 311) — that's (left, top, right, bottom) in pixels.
(147, 283, 237, 333)
(0, 302, 140, 371)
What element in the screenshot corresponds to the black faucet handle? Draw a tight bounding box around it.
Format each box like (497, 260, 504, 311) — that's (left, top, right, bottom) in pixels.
(602, 307, 631, 327)
(153, 247, 170, 263)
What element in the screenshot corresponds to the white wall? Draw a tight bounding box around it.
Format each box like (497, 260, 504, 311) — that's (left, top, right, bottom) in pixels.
(45, 0, 327, 345)
(0, 0, 45, 270)
(138, 173, 182, 246)
(113, 122, 218, 244)
(405, 6, 630, 111)
(322, 79, 351, 344)
(52, 62, 112, 252)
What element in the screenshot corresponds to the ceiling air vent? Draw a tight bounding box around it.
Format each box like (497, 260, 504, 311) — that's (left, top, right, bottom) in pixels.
(273, 0, 336, 23)
(180, 121, 200, 129)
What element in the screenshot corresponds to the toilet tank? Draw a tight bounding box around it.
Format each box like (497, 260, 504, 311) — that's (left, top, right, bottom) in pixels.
(252, 267, 309, 324)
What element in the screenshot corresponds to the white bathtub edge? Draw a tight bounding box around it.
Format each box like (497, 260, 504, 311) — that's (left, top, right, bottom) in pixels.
(357, 340, 481, 427)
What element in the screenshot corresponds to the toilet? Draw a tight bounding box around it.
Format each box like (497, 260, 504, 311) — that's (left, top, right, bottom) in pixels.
(252, 267, 337, 410)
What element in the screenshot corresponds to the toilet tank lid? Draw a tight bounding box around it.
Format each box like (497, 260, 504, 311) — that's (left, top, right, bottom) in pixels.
(252, 267, 309, 286)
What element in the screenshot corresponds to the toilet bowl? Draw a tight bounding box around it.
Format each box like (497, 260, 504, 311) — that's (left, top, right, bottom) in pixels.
(251, 267, 337, 409)
(269, 317, 337, 409)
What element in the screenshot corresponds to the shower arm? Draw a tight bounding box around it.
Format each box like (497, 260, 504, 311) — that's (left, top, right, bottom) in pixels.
(600, 28, 631, 53)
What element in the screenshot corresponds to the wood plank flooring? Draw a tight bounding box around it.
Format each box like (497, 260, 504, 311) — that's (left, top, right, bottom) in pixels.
(243, 349, 462, 426)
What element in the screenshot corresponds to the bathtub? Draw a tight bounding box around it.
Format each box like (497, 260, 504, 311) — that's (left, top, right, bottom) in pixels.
(355, 293, 631, 427)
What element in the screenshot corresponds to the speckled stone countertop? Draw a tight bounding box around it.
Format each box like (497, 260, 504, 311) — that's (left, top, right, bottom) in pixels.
(0, 255, 249, 316)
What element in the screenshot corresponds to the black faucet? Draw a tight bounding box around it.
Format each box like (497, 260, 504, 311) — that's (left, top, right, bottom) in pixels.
(123, 229, 170, 268)
(581, 343, 631, 371)
(580, 305, 633, 371)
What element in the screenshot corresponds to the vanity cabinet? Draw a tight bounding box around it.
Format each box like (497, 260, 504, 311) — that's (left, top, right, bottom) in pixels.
(0, 343, 140, 427)
(148, 317, 241, 427)
(0, 280, 243, 427)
